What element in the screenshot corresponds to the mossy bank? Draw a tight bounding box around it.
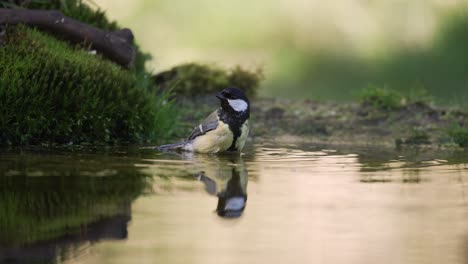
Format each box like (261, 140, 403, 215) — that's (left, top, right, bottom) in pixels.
(0, 25, 179, 146)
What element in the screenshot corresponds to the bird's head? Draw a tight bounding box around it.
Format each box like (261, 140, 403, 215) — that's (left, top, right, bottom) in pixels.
(216, 87, 250, 115)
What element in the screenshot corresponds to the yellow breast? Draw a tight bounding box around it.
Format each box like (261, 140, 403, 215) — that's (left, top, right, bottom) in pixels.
(192, 121, 234, 153)
(235, 120, 249, 151)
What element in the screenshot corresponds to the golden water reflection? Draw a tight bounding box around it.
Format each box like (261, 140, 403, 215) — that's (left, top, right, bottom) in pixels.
(68, 145, 468, 264)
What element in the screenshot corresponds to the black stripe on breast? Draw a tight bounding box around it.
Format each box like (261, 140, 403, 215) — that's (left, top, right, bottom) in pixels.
(218, 108, 249, 152)
(227, 132, 240, 151)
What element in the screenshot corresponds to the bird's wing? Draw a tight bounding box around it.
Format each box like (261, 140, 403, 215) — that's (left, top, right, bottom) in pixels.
(188, 110, 220, 140)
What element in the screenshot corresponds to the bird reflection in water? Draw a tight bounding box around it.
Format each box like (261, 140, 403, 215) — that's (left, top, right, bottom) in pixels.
(193, 155, 248, 218)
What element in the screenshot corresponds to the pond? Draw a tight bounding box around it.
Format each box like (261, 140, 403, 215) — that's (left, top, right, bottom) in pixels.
(1, 143, 468, 264)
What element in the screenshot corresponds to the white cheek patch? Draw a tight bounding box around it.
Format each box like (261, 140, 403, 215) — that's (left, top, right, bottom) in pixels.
(228, 99, 248, 112)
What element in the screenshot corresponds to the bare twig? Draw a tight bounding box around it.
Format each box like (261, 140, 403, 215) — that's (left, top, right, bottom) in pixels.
(0, 8, 135, 67)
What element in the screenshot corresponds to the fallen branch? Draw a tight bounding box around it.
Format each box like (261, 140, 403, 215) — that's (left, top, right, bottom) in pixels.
(0, 8, 135, 68)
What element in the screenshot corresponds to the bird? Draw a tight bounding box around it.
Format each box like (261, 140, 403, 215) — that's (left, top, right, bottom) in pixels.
(157, 87, 250, 153)
(194, 155, 248, 218)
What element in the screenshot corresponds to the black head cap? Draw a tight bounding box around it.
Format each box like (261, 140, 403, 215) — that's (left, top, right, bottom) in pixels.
(216, 87, 250, 114)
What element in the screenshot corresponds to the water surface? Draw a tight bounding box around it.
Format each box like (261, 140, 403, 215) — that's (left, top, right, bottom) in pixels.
(1, 144, 468, 264)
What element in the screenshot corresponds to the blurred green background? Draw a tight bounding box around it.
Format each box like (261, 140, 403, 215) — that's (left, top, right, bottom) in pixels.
(94, 0, 468, 105)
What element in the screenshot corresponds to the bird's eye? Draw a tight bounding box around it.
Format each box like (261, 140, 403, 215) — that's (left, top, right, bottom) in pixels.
(223, 92, 233, 99)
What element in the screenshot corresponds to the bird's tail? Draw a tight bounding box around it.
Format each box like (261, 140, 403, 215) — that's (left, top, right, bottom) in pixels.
(156, 141, 193, 152)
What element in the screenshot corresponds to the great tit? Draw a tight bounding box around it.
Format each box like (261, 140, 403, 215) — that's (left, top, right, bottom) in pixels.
(158, 87, 250, 153)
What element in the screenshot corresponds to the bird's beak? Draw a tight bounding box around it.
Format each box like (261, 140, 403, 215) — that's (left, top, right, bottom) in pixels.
(216, 92, 225, 100)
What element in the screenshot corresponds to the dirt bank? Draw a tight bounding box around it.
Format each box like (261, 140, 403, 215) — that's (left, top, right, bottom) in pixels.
(177, 97, 468, 149)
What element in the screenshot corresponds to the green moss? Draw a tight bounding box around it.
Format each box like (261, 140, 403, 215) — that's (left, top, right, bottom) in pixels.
(0, 25, 178, 145)
(153, 63, 263, 97)
(449, 125, 468, 148)
(359, 86, 404, 111)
